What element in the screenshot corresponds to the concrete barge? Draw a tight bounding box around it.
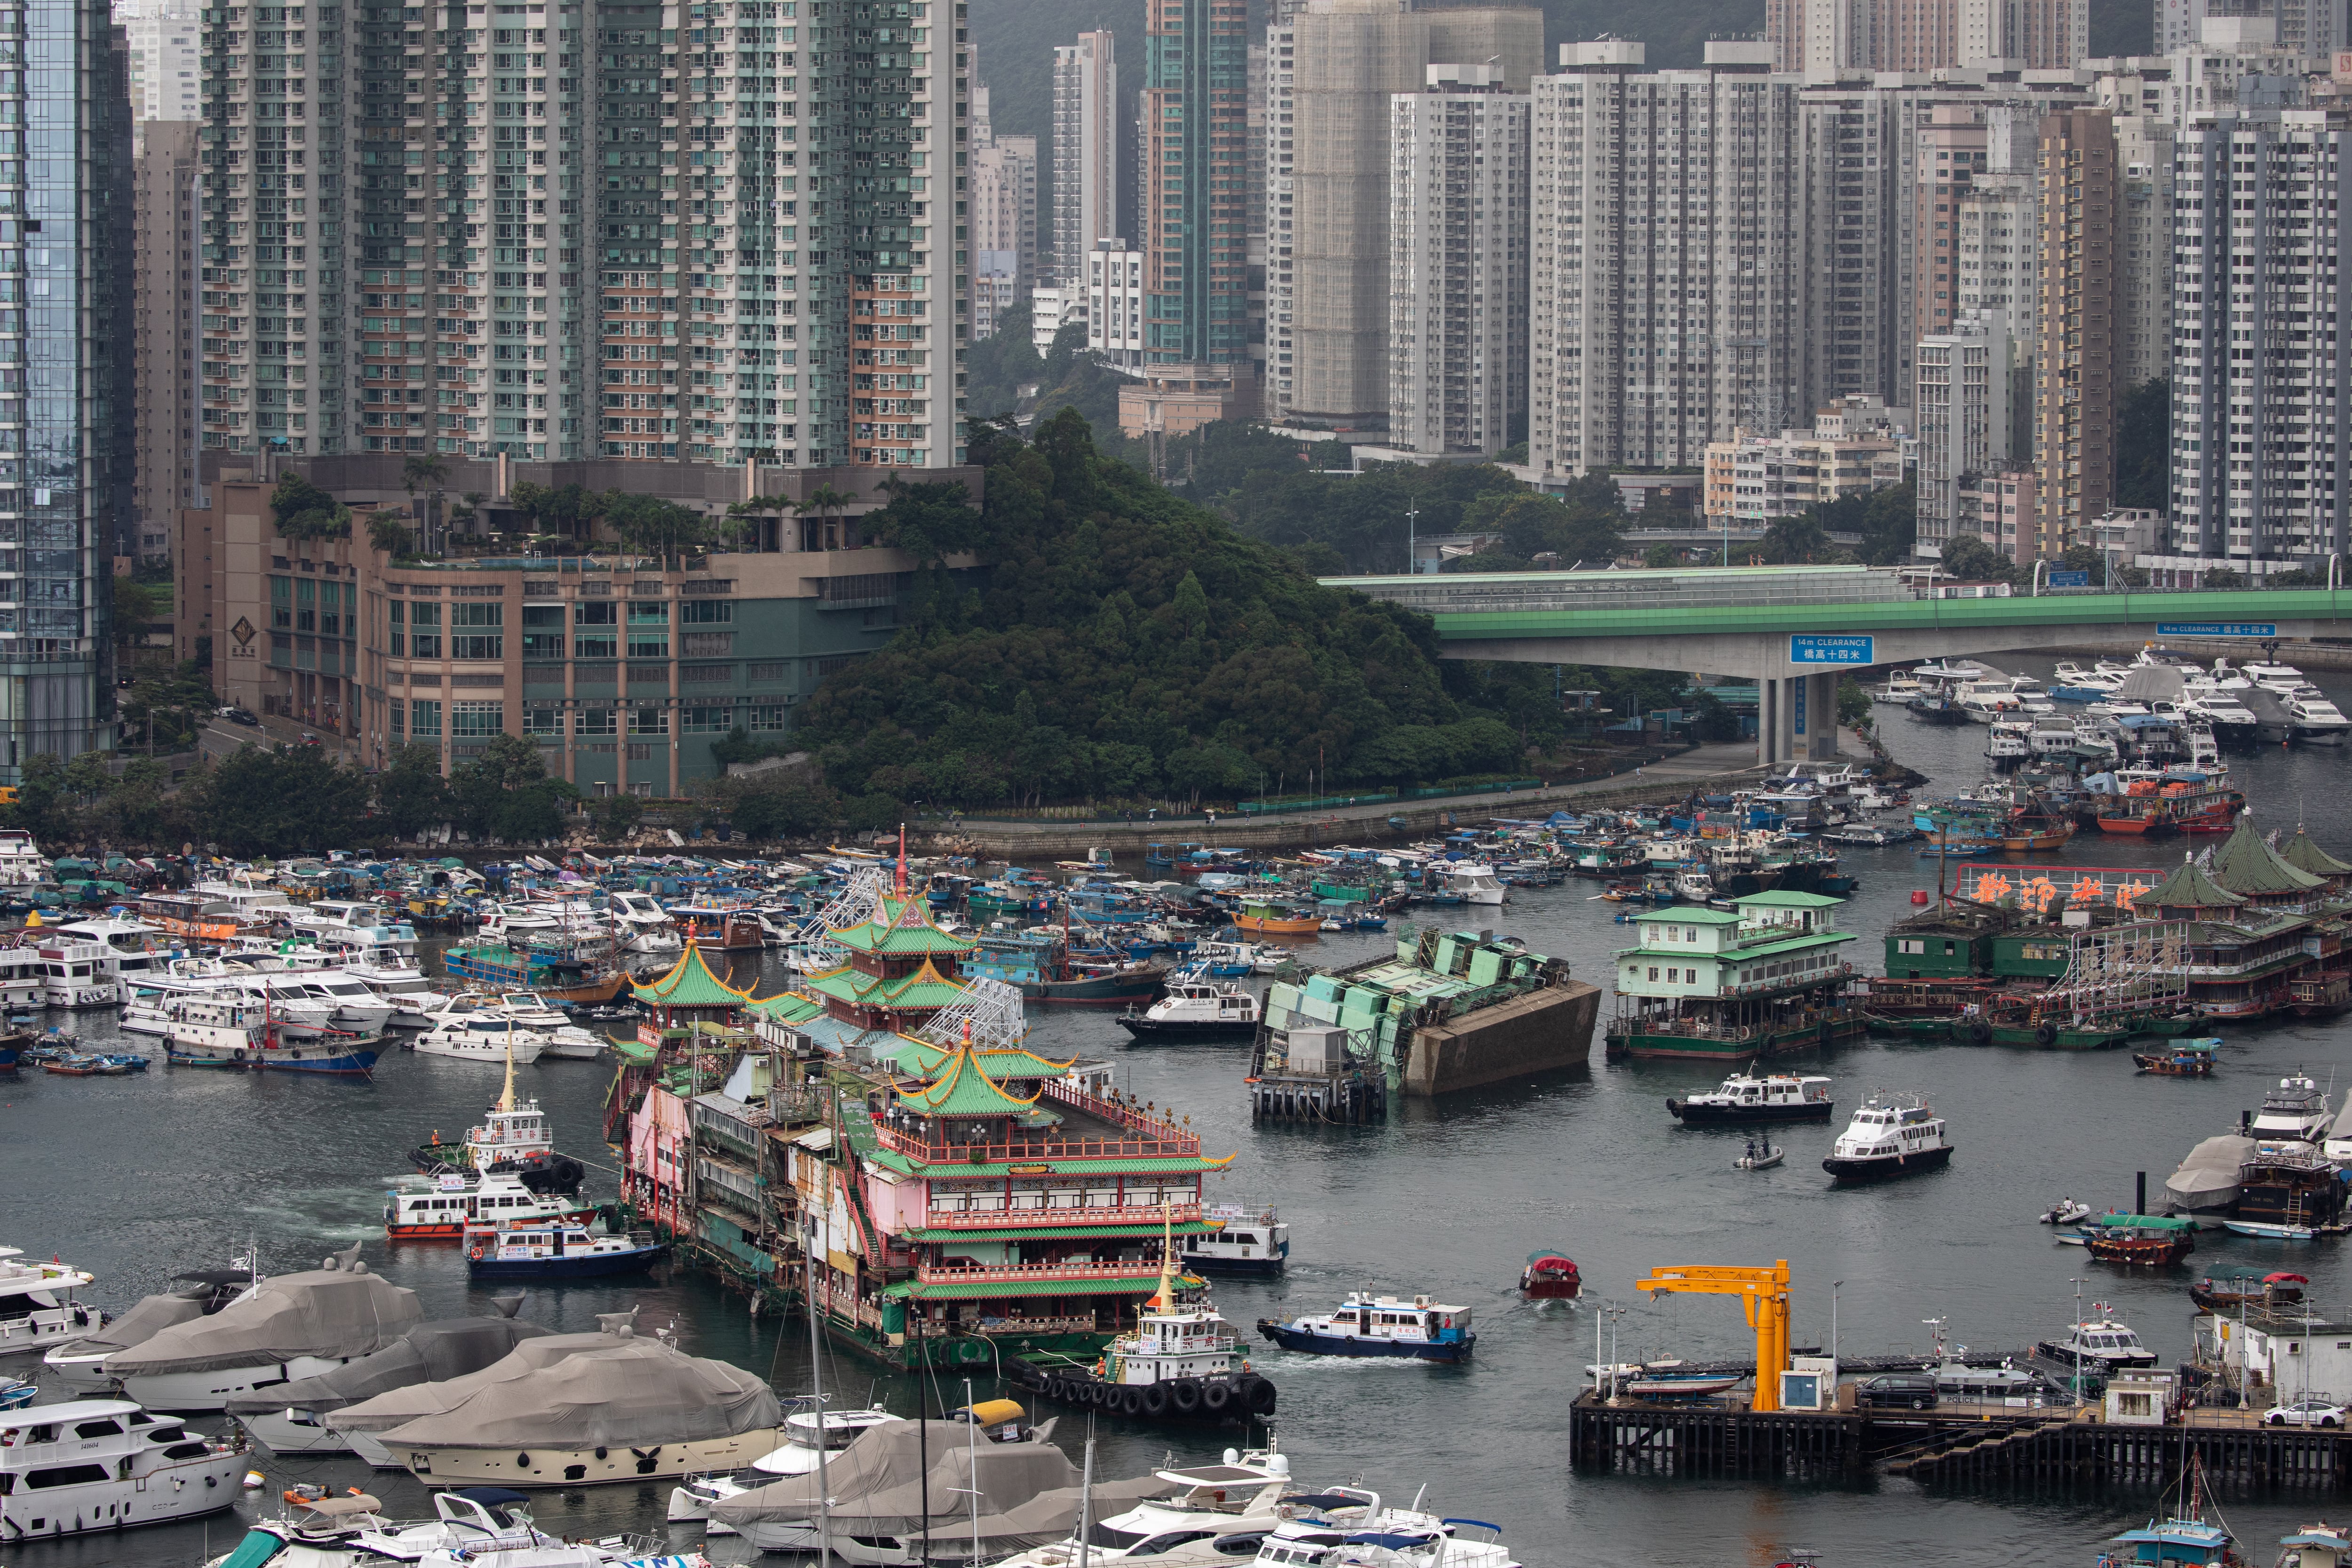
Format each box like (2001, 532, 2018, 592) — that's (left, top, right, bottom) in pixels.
(1247, 927, 1599, 1121)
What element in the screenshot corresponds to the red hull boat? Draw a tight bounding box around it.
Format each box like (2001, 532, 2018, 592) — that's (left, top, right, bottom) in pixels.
(1520, 1250, 1581, 1299)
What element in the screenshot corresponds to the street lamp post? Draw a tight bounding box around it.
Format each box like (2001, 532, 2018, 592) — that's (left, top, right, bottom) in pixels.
(1405, 505, 1420, 576)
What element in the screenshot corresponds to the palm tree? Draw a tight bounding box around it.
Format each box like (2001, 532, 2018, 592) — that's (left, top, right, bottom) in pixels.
(795, 483, 857, 552)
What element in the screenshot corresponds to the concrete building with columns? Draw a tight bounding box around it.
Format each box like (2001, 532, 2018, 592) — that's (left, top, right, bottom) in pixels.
(193, 454, 978, 794)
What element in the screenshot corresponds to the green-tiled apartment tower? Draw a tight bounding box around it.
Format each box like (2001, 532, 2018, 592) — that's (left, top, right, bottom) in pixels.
(1141, 0, 1247, 370)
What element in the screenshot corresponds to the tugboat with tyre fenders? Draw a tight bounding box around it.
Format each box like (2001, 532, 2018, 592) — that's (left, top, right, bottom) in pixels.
(1004, 1218, 1276, 1426)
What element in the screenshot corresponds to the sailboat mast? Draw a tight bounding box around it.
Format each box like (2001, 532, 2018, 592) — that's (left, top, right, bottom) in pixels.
(804, 1228, 833, 1568)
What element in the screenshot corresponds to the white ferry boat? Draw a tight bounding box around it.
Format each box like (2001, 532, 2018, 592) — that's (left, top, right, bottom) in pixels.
(1666, 1073, 1836, 1126)
(0, 1246, 98, 1355)
(0, 1400, 246, 1540)
(1257, 1291, 1474, 1362)
(1116, 978, 1260, 1042)
(1823, 1091, 1953, 1183)
(386, 1168, 595, 1241)
(1181, 1201, 1289, 1276)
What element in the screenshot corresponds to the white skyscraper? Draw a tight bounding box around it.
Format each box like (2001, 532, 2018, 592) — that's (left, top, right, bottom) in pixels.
(1915, 308, 2020, 554)
(1388, 64, 1528, 457)
(2170, 109, 2352, 567)
(1050, 31, 1118, 288)
(1528, 40, 1810, 479)
(116, 0, 200, 133)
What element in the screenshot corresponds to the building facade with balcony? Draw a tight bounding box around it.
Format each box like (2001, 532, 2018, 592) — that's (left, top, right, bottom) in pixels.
(196, 452, 977, 792)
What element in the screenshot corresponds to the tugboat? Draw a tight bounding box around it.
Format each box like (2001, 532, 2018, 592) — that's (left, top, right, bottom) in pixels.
(1822, 1092, 1954, 1183)
(1009, 1222, 1278, 1425)
(1257, 1289, 1475, 1362)
(1115, 977, 1261, 1042)
(1665, 1072, 1835, 1125)
(1518, 1252, 1581, 1299)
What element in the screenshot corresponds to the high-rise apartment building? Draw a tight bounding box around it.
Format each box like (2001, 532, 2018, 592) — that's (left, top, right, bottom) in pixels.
(1915, 307, 2020, 554)
(2032, 106, 2117, 555)
(2158, 0, 2342, 59)
(1772, 0, 2086, 75)
(135, 120, 203, 565)
(2114, 113, 2175, 390)
(1084, 238, 1145, 372)
(118, 0, 201, 135)
(1049, 30, 1117, 288)
(1142, 0, 1251, 387)
(2170, 108, 2352, 565)
(972, 134, 1037, 295)
(1954, 170, 2035, 318)
(198, 0, 967, 470)
(0, 0, 130, 774)
(1529, 41, 1811, 479)
(1263, 0, 1541, 429)
(1915, 102, 1989, 341)
(1957, 0, 2089, 69)
(1387, 64, 1528, 457)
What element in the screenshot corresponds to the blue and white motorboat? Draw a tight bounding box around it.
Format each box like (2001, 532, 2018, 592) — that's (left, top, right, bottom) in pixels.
(464, 1221, 667, 1280)
(1255, 1290, 1473, 1362)
(2102, 1513, 2235, 1567)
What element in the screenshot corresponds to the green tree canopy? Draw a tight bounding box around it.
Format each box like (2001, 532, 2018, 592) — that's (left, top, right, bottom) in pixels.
(193, 744, 373, 856)
(269, 471, 352, 542)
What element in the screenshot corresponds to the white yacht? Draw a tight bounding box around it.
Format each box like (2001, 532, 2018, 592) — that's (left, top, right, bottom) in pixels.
(607, 891, 684, 954)
(1115, 978, 1260, 1041)
(1182, 1201, 1289, 1276)
(0, 1246, 98, 1355)
(0, 828, 50, 886)
(2288, 692, 2352, 744)
(2034, 1314, 2159, 1373)
(0, 943, 45, 1010)
(1955, 684, 2022, 724)
(0, 1399, 247, 1540)
(1985, 718, 2033, 761)
(1872, 670, 1925, 703)
(417, 993, 602, 1059)
(982, 1449, 1306, 1568)
(1244, 1496, 1520, 1568)
(665, 1402, 906, 1532)
(1442, 864, 1507, 905)
(1822, 1092, 1954, 1183)
(2252, 1074, 2332, 1142)
(414, 1015, 548, 1065)
(32, 935, 138, 1009)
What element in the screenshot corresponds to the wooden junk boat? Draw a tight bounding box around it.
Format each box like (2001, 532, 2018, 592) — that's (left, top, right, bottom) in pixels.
(2188, 1265, 2305, 1313)
(2134, 1037, 2221, 1076)
(2082, 1212, 2197, 1266)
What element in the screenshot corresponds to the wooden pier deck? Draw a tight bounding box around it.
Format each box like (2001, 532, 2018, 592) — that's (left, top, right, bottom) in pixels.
(1570, 1392, 2352, 1488)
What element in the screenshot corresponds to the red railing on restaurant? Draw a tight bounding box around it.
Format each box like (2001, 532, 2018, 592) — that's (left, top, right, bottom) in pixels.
(916, 1203, 1203, 1231)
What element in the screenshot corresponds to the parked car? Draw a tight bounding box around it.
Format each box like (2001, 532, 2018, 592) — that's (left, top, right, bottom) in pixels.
(1856, 1373, 1939, 1411)
(219, 706, 259, 726)
(2265, 1396, 2346, 1428)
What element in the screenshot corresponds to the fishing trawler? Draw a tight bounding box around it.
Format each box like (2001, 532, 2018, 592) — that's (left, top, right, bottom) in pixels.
(164, 997, 382, 1077)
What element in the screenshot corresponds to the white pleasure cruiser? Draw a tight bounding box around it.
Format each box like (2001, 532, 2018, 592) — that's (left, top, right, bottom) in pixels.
(0, 1400, 247, 1541)
(2252, 1074, 2332, 1142)
(0, 1246, 99, 1354)
(606, 891, 685, 954)
(415, 1015, 549, 1065)
(1442, 864, 1507, 905)
(0, 828, 50, 886)
(983, 1449, 1306, 1567)
(1822, 1092, 1954, 1183)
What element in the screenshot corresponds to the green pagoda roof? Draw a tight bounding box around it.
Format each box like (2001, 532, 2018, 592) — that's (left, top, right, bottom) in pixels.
(829, 892, 978, 955)
(631, 943, 757, 1007)
(2208, 817, 2324, 897)
(2133, 855, 2248, 913)
(2279, 826, 2352, 881)
(888, 1038, 1078, 1079)
(900, 1039, 1047, 1118)
(802, 957, 971, 1011)
(746, 992, 827, 1024)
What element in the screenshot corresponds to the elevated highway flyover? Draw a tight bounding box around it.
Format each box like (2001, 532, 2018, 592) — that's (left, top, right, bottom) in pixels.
(1322, 565, 2352, 766)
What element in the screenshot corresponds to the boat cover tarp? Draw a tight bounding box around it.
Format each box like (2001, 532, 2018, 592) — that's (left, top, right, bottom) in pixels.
(2166, 1134, 2257, 1209)
(55, 1289, 207, 1355)
(223, 1316, 554, 1415)
(909, 1476, 1186, 1562)
(349, 1333, 779, 1449)
(326, 1330, 629, 1433)
(105, 1267, 423, 1375)
(2116, 665, 2186, 703)
(710, 1421, 1073, 1530)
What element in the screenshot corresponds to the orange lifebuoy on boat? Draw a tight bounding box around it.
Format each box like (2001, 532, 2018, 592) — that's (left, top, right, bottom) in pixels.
(469, 1245, 486, 1262)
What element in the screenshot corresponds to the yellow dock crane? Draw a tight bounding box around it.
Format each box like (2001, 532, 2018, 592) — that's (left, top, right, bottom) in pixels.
(1634, 1260, 1794, 1411)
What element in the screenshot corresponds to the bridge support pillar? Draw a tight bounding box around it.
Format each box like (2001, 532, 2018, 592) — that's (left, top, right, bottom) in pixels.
(1758, 679, 1780, 768)
(1806, 671, 1838, 761)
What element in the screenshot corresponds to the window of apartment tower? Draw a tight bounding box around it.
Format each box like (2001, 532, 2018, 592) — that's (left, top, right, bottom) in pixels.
(575, 599, 618, 657)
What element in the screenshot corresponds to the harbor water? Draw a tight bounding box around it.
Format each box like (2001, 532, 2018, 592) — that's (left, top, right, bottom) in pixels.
(9, 659, 2352, 1566)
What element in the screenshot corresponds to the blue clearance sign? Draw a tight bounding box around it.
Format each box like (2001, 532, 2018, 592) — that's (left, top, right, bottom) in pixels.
(2155, 622, 2278, 637)
(1790, 634, 1875, 665)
